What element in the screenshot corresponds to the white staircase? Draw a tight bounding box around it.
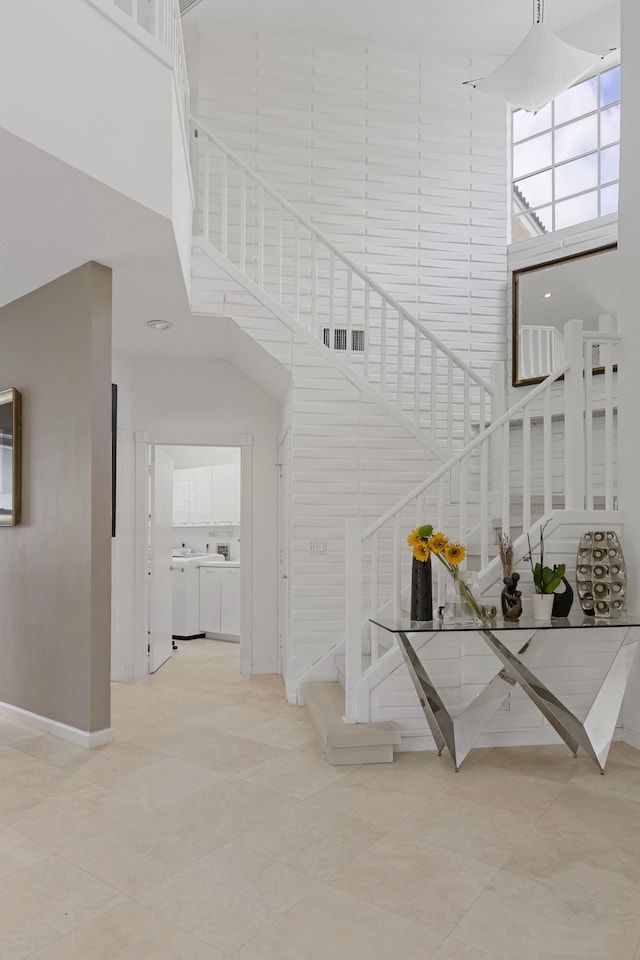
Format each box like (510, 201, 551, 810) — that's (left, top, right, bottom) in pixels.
(190, 119, 495, 456)
(187, 114, 621, 761)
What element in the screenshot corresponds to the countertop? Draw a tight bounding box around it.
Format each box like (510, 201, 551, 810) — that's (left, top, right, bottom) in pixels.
(198, 559, 240, 568)
(171, 555, 240, 569)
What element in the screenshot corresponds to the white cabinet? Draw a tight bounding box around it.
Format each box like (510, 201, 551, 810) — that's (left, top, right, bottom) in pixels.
(220, 567, 240, 634)
(189, 466, 212, 525)
(199, 566, 240, 638)
(173, 466, 211, 526)
(173, 474, 190, 526)
(174, 463, 240, 527)
(172, 561, 204, 638)
(199, 567, 222, 633)
(212, 462, 240, 524)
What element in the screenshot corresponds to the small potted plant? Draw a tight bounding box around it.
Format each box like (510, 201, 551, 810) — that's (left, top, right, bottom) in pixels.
(527, 521, 565, 620)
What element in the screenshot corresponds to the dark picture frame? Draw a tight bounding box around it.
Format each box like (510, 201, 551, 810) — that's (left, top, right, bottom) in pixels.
(512, 244, 617, 387)
(112, 383, 117, 538)
(0, 387, 22, 526)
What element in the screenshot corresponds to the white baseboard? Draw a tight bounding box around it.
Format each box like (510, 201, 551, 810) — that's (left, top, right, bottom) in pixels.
(250, 661, 280, 676)
(622, 727, 640, 751)
(111, 664, 134, 682)
(133, 659, 149, 681)
(0, 701, 114, 750)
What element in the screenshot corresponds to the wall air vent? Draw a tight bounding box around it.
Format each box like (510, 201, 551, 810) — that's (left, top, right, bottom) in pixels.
(179, 0, 204, 14)
(323, 328, 365, 352)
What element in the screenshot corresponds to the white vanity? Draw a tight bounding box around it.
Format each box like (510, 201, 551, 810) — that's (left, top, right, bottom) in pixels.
(172, 554, 240, 642)
(199, 560, 241, 640)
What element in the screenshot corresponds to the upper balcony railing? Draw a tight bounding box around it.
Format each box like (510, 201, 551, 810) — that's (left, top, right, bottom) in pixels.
(89, 0, 190, 140)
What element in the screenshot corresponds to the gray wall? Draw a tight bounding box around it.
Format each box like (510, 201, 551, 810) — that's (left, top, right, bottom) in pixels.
(0, 262, 112, 733)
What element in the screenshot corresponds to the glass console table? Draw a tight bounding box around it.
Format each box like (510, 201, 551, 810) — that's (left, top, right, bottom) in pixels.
(370, 613, 640, 773)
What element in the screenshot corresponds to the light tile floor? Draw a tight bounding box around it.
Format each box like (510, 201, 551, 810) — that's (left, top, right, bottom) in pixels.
(2, 638, 640, 959)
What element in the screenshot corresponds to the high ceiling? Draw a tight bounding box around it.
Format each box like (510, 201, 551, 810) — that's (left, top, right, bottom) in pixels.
(187, 0, 620, 56)
(1, 0, 620, 401)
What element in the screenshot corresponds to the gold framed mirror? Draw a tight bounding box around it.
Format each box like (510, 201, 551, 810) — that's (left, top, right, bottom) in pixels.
(513, 244, 617, 386)
(0, 388, 22, 526)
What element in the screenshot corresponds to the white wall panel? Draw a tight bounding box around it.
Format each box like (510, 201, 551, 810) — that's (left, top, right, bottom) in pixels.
(194, 24, 508, 381)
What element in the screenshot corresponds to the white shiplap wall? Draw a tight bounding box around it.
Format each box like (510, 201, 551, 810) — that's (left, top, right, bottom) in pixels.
(190, 26, 511, 693)
(193, 24, 508, 382)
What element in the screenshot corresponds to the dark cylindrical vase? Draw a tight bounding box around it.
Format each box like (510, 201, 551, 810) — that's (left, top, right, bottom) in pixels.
(410, 556, 433, 621)
(552, 576, 574, 618)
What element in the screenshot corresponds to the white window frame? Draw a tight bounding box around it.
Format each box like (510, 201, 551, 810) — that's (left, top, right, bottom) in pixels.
(511, 55, 621, 243)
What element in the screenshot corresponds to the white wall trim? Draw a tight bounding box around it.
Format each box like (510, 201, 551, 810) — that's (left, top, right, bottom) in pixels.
(134, 431, 255, 679)
(623, 727, 640, 751)
(250, 661, 280, 675)
(0, 701, 114, 750)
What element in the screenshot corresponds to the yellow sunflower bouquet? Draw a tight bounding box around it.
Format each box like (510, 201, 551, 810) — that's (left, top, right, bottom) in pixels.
(407, 524, 481, 620)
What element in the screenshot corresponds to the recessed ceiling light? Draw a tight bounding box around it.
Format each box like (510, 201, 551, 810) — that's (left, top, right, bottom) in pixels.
(543, 292, 552, 299)
(146, 320, 173, 331)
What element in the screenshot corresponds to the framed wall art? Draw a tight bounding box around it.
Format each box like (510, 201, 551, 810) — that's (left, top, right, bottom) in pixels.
(0, 388, 21, 526)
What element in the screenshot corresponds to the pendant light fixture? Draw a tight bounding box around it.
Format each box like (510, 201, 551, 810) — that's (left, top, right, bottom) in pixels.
(465, 1, 603, 113)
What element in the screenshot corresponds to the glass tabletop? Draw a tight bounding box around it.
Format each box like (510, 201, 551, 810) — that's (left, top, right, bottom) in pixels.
(370, 612, 640, 633)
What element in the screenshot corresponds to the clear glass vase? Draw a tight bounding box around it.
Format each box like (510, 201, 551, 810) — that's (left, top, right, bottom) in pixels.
(443, 573, 482, 625)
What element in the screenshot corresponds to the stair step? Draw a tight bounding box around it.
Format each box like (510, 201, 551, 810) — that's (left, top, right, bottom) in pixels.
(302, 681, 400, 765)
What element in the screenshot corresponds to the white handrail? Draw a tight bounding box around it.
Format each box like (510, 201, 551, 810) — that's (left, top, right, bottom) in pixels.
(191, 121, 488, 388)
(344, 318, 620, 723)
(363, 357, 569, 540)
(191, 116, 494, 452)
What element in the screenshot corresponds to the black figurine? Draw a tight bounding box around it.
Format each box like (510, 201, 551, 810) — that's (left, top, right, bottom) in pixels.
(501, 571, 522, 621)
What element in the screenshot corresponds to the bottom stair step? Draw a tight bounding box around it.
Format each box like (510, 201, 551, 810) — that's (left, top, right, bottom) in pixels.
(302, 681, 400, 765)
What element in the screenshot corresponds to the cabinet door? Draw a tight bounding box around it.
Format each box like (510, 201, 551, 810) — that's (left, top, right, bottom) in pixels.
(212, 462, 240, 523)
(220, 567, 241, 635)
(173, 470, 190, 525)
(189, 466, 212, 525)
(199, 567, 221, 632)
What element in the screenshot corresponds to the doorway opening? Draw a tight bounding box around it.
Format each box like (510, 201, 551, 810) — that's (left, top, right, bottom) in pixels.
(136, 433, 253, 679)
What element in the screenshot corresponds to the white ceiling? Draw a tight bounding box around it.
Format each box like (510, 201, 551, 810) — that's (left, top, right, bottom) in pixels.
(0, 127, 290, 401)
(187, 0, 620, 56)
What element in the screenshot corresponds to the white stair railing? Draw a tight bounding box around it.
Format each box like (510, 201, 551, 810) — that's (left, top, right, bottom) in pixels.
(191, 118, 494, 454)
(343, 318, 620, 722)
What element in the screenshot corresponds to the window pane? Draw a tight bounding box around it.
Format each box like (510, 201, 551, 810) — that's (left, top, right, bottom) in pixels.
(512, 206, 552, 241)
(555, 76, 597, 124)
(601, 144, 620, 183)
(514, 170, 552, 209)
(513, 132, 551, 179)
(601, 183, 619, 216)
(555, 154, 598, 200)
(555, 191, 598, 230)
(600, 66, 621, 107)
(554, 115, 598, 163)
(511, 63, 621, 244)
(513, 104, 552, 143)
(601, 104, 620, 146)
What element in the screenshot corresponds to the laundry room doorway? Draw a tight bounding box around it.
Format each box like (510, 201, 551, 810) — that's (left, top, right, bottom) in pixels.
(136, 432, 253, 678)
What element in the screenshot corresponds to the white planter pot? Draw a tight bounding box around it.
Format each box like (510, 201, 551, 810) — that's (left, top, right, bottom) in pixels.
(531, 593, 554, 620)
